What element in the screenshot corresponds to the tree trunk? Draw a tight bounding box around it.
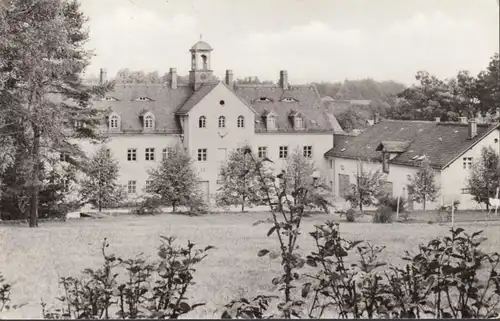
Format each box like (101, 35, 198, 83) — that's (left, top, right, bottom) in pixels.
(241, 195, 245, 212)
(423, 195, 426, 212)
(29, 126, 40, 227)
(172, 201, 177, 213)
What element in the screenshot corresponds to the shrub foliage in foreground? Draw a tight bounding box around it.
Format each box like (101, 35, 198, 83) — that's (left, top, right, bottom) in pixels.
(40, 237, 213, 319)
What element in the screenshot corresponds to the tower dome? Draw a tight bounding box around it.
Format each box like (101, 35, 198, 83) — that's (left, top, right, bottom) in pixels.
(190, 40, 213, 51)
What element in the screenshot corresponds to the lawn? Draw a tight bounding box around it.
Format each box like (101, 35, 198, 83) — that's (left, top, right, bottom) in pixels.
(1, 212, 499, 319)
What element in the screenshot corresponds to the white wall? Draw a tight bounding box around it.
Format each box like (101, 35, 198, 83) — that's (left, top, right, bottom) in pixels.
(332, 157, 442, 211)
(441, 128, 500, 210)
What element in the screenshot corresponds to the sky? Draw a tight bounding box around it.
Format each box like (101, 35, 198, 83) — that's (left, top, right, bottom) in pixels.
(80, 0, 499, 85)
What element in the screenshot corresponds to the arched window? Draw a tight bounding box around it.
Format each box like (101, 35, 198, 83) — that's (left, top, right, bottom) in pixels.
(110, 115, 119, 128)
(199, 116, 206, 128)
(237, 116, 244, 128)
(294, 117, 303, 129)
(201, 54, 208, 69)
(144, 115, 154, 129)
(218, 116, 226, 128)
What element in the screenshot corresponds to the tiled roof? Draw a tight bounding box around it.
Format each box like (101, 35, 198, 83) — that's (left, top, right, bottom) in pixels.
(235, 84, 343, 133)
(324, 120, 499, 169)
(93, 82, 344, 134)
(93, 84, 193, 134)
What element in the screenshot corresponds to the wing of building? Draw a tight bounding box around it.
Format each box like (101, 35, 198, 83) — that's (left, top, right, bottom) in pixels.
(75, 40, 344, 201)
(324, 118, 500, 210)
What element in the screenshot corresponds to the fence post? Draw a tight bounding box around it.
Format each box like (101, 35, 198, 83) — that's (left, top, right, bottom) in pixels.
(396, 196, 400, 220)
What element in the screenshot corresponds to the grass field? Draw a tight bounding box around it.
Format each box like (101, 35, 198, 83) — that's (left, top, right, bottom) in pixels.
(1, 212, 499, 318)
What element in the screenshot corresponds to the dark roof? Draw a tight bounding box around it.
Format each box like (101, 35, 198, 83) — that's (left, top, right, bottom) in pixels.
(175, 84, 218, 115)
(94, 82, 344, 134)
(93, 84, 193, 134)
(324, 120, 499, 169)
(235, 84, 343, 133)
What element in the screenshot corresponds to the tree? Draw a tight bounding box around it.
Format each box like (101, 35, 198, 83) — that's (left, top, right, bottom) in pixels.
(406, 159, 438, 211)
(345, 161, 385, 213)
(216, 146, 265, 212)
(79, 147, 125, 212)
(147, 144, 204, 213)
(284, 148, 331, 213)
(235, 76, 274, 85)
(335, 108, 368, 132)
(0, 0, 110, 226)
(466, 147, 500, 210)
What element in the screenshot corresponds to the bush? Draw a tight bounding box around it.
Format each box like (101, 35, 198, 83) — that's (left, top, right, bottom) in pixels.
(377, 194, 406, 213)
(372, 205, 394, 223)
(345, 208, 357, 222)
(131, 196, 163, 215)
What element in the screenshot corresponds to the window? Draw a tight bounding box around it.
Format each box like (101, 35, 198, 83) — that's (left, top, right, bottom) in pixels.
(218, 116, 226, 128)
(162, 148, 168, 160)
(145, 180, 153, 193)
(267, 116, 276, 130)
(127, 180, 136, 194)
(463, 157, 473, 169)
(198, 148, 207, 161)
(258, 146, 267, 158)
(303, 146, 312, 158)
(237, 116, 244, 128)
(199, 116, 206, 128)
(279, 146, 288, 159)
(110, 115, 119, 128)
(60, 153, 69, 162)
(144, 115, 154, 129)
(295, 117, 303, 129)
(127, 148, 137, 161)
(145, 148, 155, 161)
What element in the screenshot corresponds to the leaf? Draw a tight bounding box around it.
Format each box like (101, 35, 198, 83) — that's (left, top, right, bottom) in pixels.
(267, 225, 277, 237)
(258, 249, 270, 257)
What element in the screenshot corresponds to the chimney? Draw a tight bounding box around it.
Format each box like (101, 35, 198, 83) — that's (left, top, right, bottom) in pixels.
(468, 118, 477, 139)
(496, 108, 500, 119)
(99, 68, 107, 85)
(435, 117, 440, 123)
(459, 116, 468, 124)
(225, 69, 233, 88)
(169, 68, 177, 89)
(374, 113, 380, 124)
(279, 70, 288, 90)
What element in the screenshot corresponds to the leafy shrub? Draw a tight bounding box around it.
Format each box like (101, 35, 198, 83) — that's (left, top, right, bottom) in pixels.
(372, 205, 394, 223)
(345, 208, 357, 222)
(130, 196, 162, 215)
(377, 195, 406, 213)
(437, 200, 460, 222)
(42, 237, 213, 319)
(0, 272, 12, 312)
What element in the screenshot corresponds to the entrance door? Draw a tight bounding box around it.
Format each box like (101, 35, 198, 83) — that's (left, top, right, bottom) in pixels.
(199, 181, 210, 203)
(338, 174, 350, 197)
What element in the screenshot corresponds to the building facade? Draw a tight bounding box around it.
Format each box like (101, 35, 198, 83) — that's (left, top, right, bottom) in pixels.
(75, 40, 344, 202)
(325, 118, 500, 210)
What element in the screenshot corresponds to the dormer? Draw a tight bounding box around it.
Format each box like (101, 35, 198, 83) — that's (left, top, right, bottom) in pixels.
(375, 140, 411, 173)
(254, 97, 274, 103)
(102, 96, 119, 102)
(262, 110, 278, 131)
(107, 112, 121, 132)
(134, 97, 154, 102)
(288, 109, 305, 130)
(140, 110, 155, 131)
(281, 97, 298, 103)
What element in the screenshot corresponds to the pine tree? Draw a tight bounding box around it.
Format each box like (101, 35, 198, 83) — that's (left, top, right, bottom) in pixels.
(407, 158, 438, 211)
(79, 147, 124, 212)
(0, 0, 110, 226)
(216, 146, 266, 212)
(148, 144, 204, 213)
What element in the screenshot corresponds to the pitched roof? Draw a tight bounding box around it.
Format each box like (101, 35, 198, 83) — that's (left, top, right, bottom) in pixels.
(175, 83, 218, 115)
(324, 120, 499, 169)
(93, 84, 193, 134)
(234, 84, 343, 133)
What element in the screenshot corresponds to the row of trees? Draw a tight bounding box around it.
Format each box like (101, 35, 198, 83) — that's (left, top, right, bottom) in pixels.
(78, 144, 331, 215)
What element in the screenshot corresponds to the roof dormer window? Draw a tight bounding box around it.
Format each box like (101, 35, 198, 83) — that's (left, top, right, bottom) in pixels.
(142, 112, 155, 130)
(267, 116, 276, 130)
(256, 97, 273, 103)
(109, 113, 120, 130)
(281, 97, 298, 103)
(103, 97, 119, 101)
(294, 116, 303, 129)
(135, 97, 153, 102)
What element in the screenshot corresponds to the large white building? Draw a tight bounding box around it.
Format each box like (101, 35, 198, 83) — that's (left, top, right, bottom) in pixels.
(76, 40, 344, 203)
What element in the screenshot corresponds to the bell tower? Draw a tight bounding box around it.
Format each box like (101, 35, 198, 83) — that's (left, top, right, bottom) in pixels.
(189, 36, 214, 91)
